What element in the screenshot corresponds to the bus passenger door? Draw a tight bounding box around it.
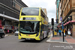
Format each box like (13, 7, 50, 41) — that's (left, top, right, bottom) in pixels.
(41, 24, 44, 37)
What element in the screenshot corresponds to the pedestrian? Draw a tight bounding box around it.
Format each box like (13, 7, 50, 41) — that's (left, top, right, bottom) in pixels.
(56, 28, 59, 35)
(63, 29, 66, 36)
(58, 28, 61, 36)
(65, 28, 67, 35)
(48, 27, 50, 32)
(68, 29, 71, 36)
(7, 29, 9, 33)
(70, 28, 72, 36)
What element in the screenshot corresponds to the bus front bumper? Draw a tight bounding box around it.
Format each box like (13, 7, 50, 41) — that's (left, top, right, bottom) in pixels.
(18, 34, 40, 40)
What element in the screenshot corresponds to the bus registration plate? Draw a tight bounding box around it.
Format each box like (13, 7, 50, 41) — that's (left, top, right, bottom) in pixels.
(26, 35, 30, 36)
(26, 38, 30, 40)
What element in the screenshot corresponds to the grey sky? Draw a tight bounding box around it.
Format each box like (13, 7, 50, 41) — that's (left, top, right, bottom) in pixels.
(22, 0, 56, 22)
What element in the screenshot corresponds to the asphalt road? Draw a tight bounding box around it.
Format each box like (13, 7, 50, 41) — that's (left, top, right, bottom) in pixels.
(0, 33, 75, 50)
(0, 35, 50, 50)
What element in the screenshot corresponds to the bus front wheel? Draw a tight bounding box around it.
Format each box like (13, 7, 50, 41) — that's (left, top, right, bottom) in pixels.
(40, 34, 44, 40)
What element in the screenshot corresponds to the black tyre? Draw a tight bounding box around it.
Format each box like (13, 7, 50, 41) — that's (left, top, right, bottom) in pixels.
(1, 35, 5, 38)
(43, 34, 44, 39)
(40, 34, 44, 40)
(39, 36, 42, 41)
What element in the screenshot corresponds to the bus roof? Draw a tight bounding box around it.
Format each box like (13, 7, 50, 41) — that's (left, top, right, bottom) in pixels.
(22, 7, 41, 9)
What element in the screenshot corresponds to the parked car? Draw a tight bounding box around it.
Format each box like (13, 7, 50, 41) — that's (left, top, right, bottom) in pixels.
(0, 29, 5, 38)
(15, 30, 19, 36)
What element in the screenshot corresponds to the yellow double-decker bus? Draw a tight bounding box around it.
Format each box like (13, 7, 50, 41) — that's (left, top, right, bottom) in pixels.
(18, 7, 49, 41)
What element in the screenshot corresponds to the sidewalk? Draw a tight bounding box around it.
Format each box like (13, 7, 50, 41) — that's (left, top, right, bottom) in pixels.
(47, 34, 75, 44)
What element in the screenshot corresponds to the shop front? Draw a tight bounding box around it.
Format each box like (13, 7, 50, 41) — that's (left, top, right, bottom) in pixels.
(0, 13, 19, 34)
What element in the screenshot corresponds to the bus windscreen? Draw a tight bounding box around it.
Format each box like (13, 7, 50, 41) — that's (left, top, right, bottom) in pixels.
(19, 21, 39, 33)
(21, 8, 39, 15)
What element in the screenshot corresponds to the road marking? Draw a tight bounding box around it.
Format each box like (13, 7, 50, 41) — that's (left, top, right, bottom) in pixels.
(48, 34, 51, 37)
(46, 33, 53, 42)
(48, 44, 51, 50)
(47, 41, 75, 44)
(68, 42, 75, 50)
(48, 32, 52, 38)
(8, 35, 11, 36)
(5, 35, 8, 37)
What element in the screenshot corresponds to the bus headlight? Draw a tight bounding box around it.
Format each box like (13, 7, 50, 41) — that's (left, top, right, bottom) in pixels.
(20, 18, 22, 20)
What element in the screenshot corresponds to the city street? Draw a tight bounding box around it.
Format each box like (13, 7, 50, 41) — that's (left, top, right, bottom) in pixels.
(0, 0, 75, 50)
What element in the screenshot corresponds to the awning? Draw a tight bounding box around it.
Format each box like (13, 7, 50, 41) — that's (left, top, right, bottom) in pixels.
(64, 20, 75, 26)
(0, 13, 19, 22)
(64, 21, 70, 26)
(70, 20, 75, 23)
(57, 20, 75, 27)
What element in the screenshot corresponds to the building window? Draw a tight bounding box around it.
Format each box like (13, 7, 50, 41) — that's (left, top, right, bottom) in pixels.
(15, 4, 20, 10)
(13, 0, 15, 7)
(13, 0, 21, 10)
(68, 4, 70, 9)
